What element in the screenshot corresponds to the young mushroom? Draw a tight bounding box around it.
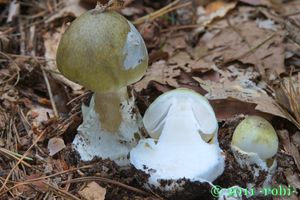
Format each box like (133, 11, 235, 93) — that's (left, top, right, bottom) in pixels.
(130, 88, 225, 190)
(231, 116, 278, 186)
(56, 8, 148, 164)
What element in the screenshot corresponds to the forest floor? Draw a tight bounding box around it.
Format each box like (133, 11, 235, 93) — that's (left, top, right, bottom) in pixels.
(0, 0, 299, 199)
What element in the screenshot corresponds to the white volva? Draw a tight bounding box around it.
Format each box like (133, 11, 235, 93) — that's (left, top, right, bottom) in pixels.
(73, 94, 143, 166)
(130, 88, 225, 189)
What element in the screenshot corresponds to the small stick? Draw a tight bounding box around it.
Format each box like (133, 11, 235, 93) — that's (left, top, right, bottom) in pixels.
(0, 129, 46, 193)
(44, 182, 81, 200)
(0, 165, 93, 196)
(0, 148, 33, 166)
(41, 68, 59, 118)
(0, 51, 20, 86)
(61, 177, 150, 196)
(134, 0, 183, 25)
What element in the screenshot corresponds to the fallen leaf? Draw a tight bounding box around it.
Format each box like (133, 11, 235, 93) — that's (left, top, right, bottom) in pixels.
(284, 169, 300, 190)
(204, 21, 285, 76)
(278, 1, 300, 22)
(278, 130, 300, 172)
(48, 137, 66, 156)
(197, 1, 237, 27)
(134, 52, 211, 92)
(161, 33, 187, 56)
(169, 51, 211, 73)
(15, 174, 48, 197)
(26, 174, 49, 193)
(193, 65, 286, 118)
(78, 181, 106, 200)
(46, 0, 86, 23)
(134, 60, 180, 92)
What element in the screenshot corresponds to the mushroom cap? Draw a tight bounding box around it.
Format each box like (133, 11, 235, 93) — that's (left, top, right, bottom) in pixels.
(56, 9, 148, 92)
(143, 88, 218, 139)
(231, 116, 278, 160)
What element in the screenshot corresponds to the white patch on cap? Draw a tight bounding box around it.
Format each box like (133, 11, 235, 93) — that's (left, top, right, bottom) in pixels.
(123, 21, 147, 70)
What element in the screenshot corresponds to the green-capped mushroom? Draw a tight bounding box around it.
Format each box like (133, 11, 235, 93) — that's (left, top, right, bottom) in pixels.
(231, 116, 278, 160)
(56, 8, 148, 163)
(57, 9, 148, 132)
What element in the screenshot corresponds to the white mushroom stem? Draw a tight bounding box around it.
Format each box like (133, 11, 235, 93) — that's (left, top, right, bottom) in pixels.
(94, 87, 128, 133)
(73, 89, 142, 165)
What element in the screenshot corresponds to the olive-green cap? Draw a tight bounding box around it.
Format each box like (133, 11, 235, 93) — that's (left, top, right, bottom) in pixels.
(56, 9, 148, 92)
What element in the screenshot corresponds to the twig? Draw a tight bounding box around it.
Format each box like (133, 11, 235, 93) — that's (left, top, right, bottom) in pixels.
(0, 179, 15, 198)
(44, 182, 81, 200)
(134, 0, 191, 25)
(0, 148, 33, 161)
(0, 129, 46, 193)
(0, 148, 32, 167)
(0, 165, 93, 197)
(0, 51, 20, 86)
(61, 177, 150, 196)
(66, 91, 91, 106)
(41, 68, 59, 118)
(161, 24, 201, 32)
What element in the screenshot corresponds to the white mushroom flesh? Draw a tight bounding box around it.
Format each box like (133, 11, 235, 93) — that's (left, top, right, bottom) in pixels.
(130, 88, 225, 189)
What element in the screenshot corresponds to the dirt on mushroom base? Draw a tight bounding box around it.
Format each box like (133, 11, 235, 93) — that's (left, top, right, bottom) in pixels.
(1, 0, 300, 199)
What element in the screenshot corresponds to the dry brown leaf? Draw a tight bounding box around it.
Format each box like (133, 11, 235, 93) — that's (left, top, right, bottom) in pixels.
(78, 181, 106, 200)
(134, 52, 212, 92)
(162, 33, 187, 56)
(204, 21, 285, 76)
(197, 1, 237, 27)
(278, 130, 300, 172)
(43, 27, 83, 91)
(15, 174, 48, 197)
(47, 137, 66, 156)
(193, 65, 286, 118)
(46, 0, 86, 23)
(284, 169, 300, 191)
(134, 60, 180, 91)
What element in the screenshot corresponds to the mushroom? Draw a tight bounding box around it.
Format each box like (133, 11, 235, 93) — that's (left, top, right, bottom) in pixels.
(231, 116, 278, 186)
(130, 88, 225, 190)
(56, 8, 148, 164)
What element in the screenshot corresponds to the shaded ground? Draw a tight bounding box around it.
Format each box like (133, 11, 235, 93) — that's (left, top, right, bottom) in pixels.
(0, 0, 300, 199)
